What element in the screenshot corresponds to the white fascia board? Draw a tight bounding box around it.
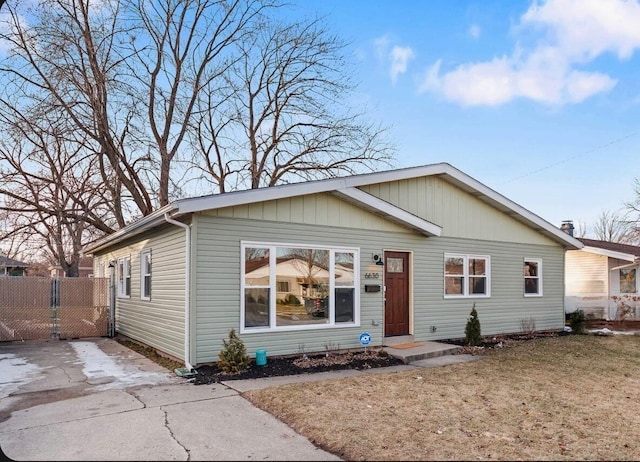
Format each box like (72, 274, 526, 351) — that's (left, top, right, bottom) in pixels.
(332, 188, 442, 236)
(434, 164, 584, 250)
(582, 246, 637, 262)
(176, 162, 582, 249)
(83, 204, 177, 254)
(610, 262, 639, 271)
(176, 163, 452, 214)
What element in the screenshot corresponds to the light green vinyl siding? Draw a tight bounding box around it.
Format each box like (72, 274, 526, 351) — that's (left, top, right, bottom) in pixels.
(203, 192, 409, 233)
(360, 178, 556, 245)
(192, 214, 565, 364)
(92, 225, 186, 360)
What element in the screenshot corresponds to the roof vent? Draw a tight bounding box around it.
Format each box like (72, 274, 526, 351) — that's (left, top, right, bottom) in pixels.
(560, 220, 574, 237)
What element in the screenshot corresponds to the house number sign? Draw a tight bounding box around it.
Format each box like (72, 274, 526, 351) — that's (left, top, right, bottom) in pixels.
(364, 272, 381, 279)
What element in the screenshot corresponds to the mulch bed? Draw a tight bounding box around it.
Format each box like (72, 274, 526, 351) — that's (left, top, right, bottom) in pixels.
(441, 330, 569, 354)
(191, 349, 405, 385)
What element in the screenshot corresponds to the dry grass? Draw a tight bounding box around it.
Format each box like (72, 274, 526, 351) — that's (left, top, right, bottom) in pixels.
(244, 335, 640, 461)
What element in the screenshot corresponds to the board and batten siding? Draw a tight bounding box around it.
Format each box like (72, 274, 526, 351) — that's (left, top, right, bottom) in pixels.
(192, 212, 565, 364)
(360, 177, 554, 245)
(564, 250, 609, 319)
(92, 225, 186, 360)
(205, 192, 410, 234)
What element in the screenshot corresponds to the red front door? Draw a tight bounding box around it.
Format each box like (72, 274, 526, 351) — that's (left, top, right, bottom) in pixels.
(384, 251, 410, 337)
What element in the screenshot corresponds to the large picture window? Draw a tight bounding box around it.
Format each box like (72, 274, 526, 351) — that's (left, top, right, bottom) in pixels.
(242, 243, 359, 332)
(117, 256, 131, 298)
(444, 253, 490, 298)
(524, 258, 542, 296)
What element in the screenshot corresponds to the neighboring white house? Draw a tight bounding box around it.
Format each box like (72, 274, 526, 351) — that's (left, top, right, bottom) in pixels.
(564, 235, 640, 320)
(83, 163, 582, 367)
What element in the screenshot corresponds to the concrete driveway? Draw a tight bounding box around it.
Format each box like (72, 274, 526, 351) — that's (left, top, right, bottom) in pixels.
(0, 338, 339, 461)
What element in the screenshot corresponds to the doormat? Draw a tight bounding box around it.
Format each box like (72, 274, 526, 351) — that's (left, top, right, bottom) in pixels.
(387, 342, 425, 349)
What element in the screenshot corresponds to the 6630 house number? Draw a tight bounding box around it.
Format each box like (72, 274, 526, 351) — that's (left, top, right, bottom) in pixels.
(364, 272, 381, 279)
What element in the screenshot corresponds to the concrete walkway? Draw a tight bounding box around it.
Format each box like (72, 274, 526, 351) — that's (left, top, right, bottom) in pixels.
(0, 338, 481, 461)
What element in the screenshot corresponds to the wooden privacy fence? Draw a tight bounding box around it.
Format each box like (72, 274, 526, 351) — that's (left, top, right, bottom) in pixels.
(0, 277, 110, 341)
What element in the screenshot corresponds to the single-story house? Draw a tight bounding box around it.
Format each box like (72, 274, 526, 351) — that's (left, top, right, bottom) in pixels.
(0, 256, 28, 277)
(564, 231, 640, 320)
(83, 163, 582, 368)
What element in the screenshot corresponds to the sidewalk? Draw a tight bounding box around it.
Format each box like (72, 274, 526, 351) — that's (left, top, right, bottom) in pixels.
(0, 339, 482, 461)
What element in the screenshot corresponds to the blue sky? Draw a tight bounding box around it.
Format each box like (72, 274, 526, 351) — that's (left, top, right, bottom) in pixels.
(283, 0, 640, 235)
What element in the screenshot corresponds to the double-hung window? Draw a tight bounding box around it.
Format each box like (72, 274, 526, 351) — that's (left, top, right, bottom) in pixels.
(117, 256, 131, 298)
(444, 253, 490, 298)
(524, 259, 542, 296)
(241, 242, 359, 332)
(141, 250, 152, 300)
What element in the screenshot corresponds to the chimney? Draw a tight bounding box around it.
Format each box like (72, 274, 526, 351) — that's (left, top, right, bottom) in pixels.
(560, 220, 574, 237)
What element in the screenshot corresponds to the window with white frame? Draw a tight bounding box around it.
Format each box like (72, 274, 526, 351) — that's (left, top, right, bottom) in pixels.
(524, 259, 542, 296)
(242, 243, 359, 332)
(117, 256, 131, 298)
(444, 253, 490, 297)
(140, 250, 152, 300)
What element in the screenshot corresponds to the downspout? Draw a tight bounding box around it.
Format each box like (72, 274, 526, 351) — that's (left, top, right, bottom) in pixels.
(163, 213, 194, 372)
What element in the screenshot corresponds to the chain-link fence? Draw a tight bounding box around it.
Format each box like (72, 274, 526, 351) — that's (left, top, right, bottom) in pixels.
(0, 277, 110, 341)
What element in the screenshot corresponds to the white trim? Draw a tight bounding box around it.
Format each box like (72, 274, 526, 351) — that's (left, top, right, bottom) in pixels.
(117, 256, 131, 299)
(610, 262, 639, 272)
(443, 253, 491, 298)
(582, 246, 637, 262)
(524, 257, 543, 297)
(83, 163, 583, 255)
(333, 188, 441, 236)
(240, 241, 360, 333)
(140, 249, 152, 301)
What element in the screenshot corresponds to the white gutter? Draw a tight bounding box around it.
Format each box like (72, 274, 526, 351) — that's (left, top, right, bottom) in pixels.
(163, 213, 194, 372)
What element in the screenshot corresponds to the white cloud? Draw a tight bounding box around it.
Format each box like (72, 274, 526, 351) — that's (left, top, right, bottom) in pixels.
(522, 0, 640, 61)
(374, 35, 414, 84)
(420, 0, 638, 106)
(390, 46, 415, 84)
(469, 24, 481, 39)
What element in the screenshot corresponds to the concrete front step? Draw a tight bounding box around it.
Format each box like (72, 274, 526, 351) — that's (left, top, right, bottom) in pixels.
(383, 341, 462, 364)
(382, 335, 415, 347)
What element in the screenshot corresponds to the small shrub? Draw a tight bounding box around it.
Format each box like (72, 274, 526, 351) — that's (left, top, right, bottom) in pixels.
(218, 329, 250, 373)
(465, 303, 482, 346)
(568, 309, 586, 335)
(285, 294, 301, 305)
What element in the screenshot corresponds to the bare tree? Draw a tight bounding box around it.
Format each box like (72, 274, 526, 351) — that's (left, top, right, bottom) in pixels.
(592, 209, 637, 244)
(125, 0, 274, 203)
(0, 0, 395, 263)
(0, 0, 154, 228)
(0, 115, 111, 276)
(624, 178, 640, 245)
(189, 16, 394, 192)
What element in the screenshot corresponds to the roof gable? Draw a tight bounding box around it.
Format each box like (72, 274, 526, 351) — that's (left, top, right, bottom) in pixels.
(84, 162, 583, 254)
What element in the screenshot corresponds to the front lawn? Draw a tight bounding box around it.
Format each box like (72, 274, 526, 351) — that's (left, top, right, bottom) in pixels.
(244, 335, 640, 461)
